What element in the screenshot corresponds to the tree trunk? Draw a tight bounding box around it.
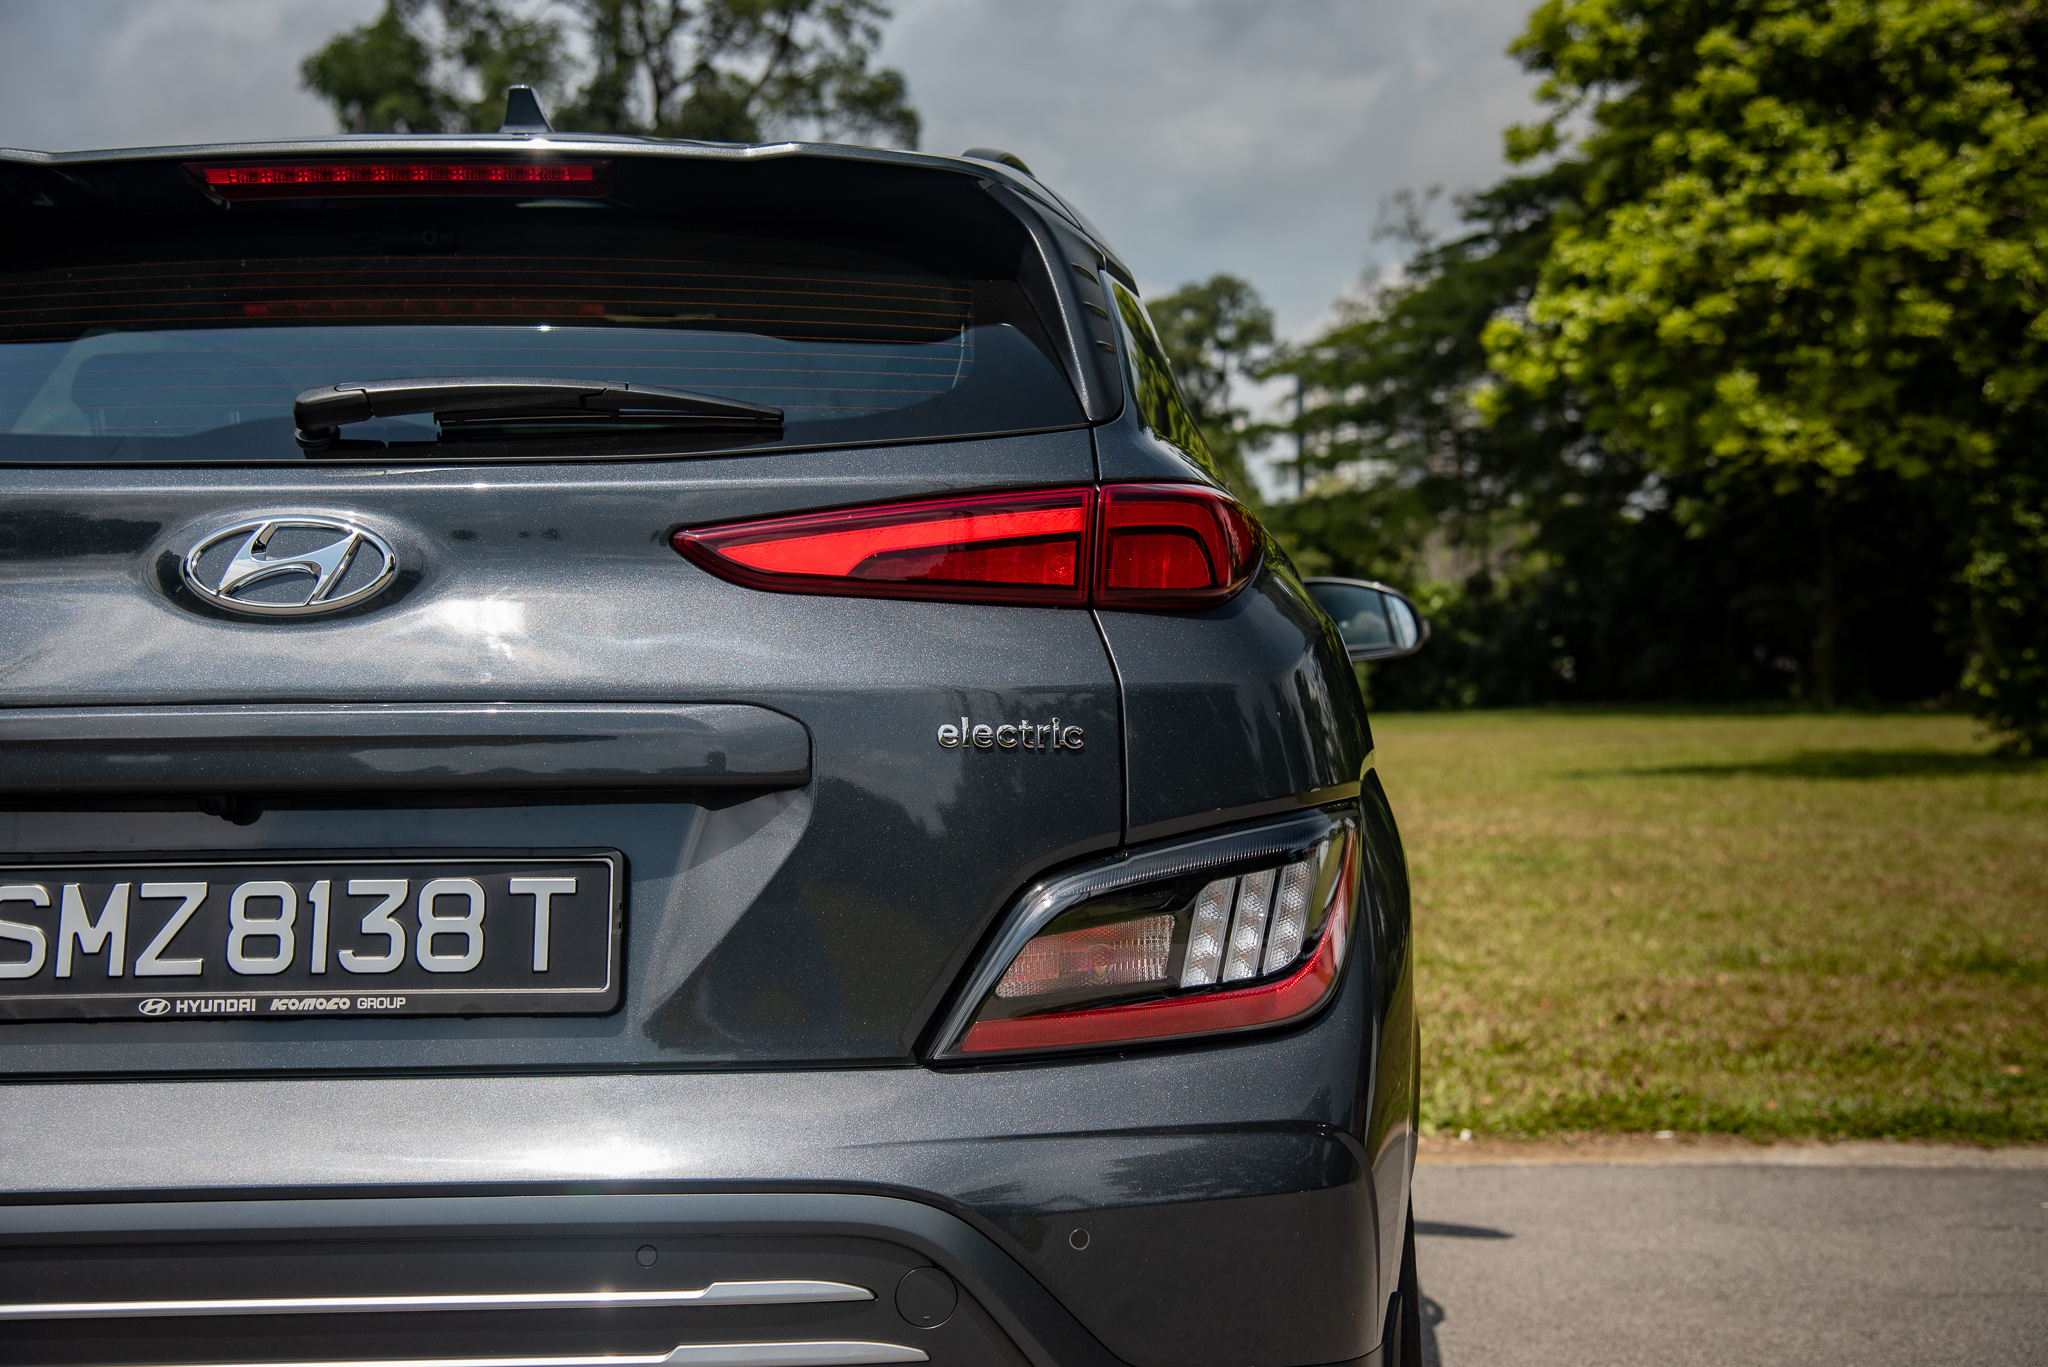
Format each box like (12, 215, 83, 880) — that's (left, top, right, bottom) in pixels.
(1813, 491, 1838, 710)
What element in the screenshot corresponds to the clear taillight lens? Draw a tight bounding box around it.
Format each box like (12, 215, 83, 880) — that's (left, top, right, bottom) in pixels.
(938, 812, 1360, 1058)
(996, 915, 1175, 999)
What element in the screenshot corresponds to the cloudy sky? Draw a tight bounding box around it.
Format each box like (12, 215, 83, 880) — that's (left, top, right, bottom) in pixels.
(0, 0, 1540, 338)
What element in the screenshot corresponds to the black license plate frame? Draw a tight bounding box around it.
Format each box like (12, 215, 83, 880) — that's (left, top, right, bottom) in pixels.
(0, 848, 624, 1022)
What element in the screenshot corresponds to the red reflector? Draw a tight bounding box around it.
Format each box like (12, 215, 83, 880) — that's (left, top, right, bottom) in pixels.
(1097, 484, 1260, 608)
(675, 489, 1094, 606)
(188, 161, 610, 199)
(961, 832, 1357, 1053)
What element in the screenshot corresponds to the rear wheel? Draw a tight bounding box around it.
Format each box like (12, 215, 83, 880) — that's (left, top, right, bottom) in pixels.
(1390, 1200, 1422, 1367)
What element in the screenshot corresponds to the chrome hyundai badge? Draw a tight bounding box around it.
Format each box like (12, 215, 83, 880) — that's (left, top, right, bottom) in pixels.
(181, 516, 397, 617)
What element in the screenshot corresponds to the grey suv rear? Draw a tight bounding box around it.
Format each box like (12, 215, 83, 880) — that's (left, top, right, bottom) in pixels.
(0, 123, 1420, 1367)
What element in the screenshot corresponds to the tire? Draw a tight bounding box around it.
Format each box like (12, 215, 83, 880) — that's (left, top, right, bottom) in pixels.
(1390, 1200, 1422, 1367)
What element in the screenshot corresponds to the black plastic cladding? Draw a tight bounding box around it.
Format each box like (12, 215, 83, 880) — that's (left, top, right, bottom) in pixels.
(981, 182, 1126, 424)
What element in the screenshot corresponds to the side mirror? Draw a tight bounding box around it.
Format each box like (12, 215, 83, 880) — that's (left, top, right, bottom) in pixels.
(1303, 577, 1430, 662)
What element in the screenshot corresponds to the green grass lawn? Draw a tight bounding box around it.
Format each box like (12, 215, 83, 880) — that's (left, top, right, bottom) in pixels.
(1370, 709, 2048, 1142)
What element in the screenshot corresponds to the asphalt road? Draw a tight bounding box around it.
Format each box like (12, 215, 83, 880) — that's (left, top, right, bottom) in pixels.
(1414, 1154, 2048, 1366)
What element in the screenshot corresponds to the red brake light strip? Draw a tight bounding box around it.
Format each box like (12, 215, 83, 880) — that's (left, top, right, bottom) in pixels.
(190, 162, 611, 199)
(674, 483, 1260, 609)
(719, 504, 1087, 580)
(677, 489, 1094, 606)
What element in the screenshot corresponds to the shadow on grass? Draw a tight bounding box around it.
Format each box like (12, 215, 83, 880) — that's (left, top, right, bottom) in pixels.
(1594, 749, 2043, 781)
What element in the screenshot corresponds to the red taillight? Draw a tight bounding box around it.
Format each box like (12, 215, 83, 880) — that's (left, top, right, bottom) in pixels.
(944, 817, 1361, 1058)
(1097, 483, 1261, 608)
(188, 161, 611, 199)
(676, 488, 1093, 606)
(674, 484, 1260, 609)
(961, 895, 1349, 1052)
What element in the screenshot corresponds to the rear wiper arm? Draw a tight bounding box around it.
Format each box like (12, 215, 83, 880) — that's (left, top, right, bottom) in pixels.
(294, 377, 782, 449)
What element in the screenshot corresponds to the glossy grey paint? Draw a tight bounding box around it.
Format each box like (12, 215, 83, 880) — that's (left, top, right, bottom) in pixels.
(0, 702, 810, 793)
(0, 429, 1121, 1071)
(1083, 307, 1375, 840)
(0, 927, 1386, 1367)
(1097, 562, 1370, 842)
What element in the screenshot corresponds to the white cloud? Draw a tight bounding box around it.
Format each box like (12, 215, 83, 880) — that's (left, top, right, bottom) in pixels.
(881, 0, 1540, 334)
(0, 0, 379, 150)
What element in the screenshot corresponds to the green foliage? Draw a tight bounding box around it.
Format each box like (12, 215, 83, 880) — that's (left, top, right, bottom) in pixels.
(299, 1, 453, 132)
(302, 0, 918, 146)
(441, 0, 569, 131)
(1144, 274, 1275, 498)
(1255, 157, 1962, 713)
(1484, 0, 2048, 750)
(1278, 170, 1586, 529)
(1961, 465, 2048, 745)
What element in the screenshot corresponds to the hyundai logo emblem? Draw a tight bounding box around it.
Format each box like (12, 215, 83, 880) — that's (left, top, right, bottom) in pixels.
(137, 998, 171, 1016)
(181, 516, 398, 617)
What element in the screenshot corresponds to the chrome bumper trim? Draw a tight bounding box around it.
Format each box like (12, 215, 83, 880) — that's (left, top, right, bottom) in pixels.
(14, 1348, 927, 1367)
(0, 1280, 872, 1321)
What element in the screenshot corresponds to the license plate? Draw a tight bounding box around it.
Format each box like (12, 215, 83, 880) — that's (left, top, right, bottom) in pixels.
(0, 851, 622, 1021)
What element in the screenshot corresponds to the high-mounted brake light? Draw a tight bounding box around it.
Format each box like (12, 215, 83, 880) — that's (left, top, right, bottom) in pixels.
(188, 161, 611, 200)
(673, 483, 1261, 610)
(932, 811, 1361, 1059)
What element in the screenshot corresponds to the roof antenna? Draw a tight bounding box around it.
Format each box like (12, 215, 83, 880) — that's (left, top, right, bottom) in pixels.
(500, 86, 553, 134)
(961, 147, 1032, 176)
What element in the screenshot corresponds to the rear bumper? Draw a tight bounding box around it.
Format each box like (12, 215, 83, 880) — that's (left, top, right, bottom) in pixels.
(0, 944, 1399, 1367)
(0, 1190, 1388, 1367)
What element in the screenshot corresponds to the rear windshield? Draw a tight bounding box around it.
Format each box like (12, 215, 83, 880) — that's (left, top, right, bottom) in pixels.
(0, 154, 1084, 463)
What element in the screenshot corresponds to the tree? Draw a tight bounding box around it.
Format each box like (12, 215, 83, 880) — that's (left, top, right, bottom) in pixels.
(302, 0, 919, 147)
(1144, 275, 1276, 499)
(1483, 0, 2048, 748)
(1275, 172, 1586, 548)
(1265, 165, 1963, 711)
(299, 3, 457, 133)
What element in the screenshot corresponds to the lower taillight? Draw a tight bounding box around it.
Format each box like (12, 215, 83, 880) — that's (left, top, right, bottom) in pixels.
(673, 483, 1260, 609)
(933, 810, 1361, 1059)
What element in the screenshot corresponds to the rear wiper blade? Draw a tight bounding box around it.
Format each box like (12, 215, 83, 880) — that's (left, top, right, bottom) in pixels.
(293, 377, 782, 450)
